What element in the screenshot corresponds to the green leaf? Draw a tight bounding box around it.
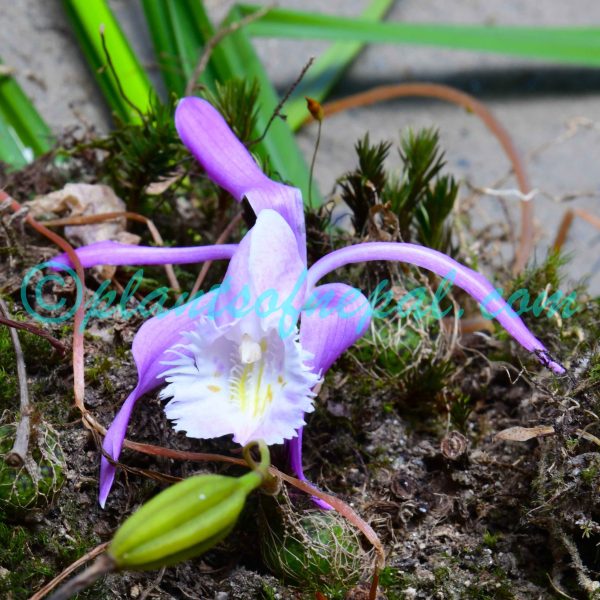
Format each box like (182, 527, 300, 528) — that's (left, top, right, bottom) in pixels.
(62, 0, 155, 124)
(285, 0, 394, 131)
(240, 5, 600, 67)
(0, 60, 53, 169)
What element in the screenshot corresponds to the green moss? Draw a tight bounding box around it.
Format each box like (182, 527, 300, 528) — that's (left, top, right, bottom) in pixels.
(0, 327, 18, 411)
(482, 530, 500, 549)
(0, 314, 60, 414)
(580, 461, 600, 485)
(0, 499, 108, 600)
(260, 583, 279, 600)
(379, 567, 418, 599)
(0, 522, 54, 598)
(85, 355, 115, 395)
(589, 353, 600, 385)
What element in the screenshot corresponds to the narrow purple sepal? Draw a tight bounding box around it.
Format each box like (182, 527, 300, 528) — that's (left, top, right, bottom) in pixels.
(51, 240, 237, 269)
(289, 283, 372, 510)
(307, 242, 565, 375)
(288, 429, 332, 510)
(98, 291, 218, 507)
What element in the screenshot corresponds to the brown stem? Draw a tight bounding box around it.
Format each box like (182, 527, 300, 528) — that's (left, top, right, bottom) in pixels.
(189, 212, 243, 297)
(185, 5, 274, 97)
(0, 315, 66, 356)
(99, 26, 145, 123)
(29, 542, 110, 600)
(553, 207, 600, 252)
(310, 82, 533, 274)
(88, 417, 386, 575)
(1, 189, 88, 435)
(43, 553, 115, 600)
(0, 299, 31, 467)
(249, 56, 315, 147)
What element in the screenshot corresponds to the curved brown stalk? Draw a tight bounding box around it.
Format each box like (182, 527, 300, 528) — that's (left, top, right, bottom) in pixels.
(82, 411, 385, 576)
(29, 543, 111, 600)
(1, 190, 88, 424)
(30, 454, 382, 600)
(0, 315, 66, 355)
(309, 82, 533, 274)
(87, 416, 384, 593)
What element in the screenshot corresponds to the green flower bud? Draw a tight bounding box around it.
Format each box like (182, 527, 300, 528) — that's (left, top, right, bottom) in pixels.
(0, 422, 65, 517)
(109, 470, 262, 571)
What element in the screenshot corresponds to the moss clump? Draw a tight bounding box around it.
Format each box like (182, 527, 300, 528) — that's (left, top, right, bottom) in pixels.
(260, 494, 369, 599)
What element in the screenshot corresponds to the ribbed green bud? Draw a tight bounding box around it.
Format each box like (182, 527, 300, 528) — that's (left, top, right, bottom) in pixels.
(109, 470, 262, 571)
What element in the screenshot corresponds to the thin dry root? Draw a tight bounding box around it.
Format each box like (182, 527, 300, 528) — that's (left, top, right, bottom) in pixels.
(553, 207, 600, 251)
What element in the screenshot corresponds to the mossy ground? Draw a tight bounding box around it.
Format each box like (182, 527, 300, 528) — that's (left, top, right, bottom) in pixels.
(1, 112, 599, 599)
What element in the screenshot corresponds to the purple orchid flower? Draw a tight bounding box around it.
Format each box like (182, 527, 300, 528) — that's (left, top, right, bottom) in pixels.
(53, 98, 564, 509)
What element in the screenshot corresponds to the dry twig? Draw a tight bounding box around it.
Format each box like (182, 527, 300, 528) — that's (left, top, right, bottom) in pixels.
(0, 298, 31, 466)
(185, 5, 274, 96)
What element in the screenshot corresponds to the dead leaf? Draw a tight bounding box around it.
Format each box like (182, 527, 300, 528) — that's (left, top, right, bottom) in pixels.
(495, 425, 555, 442)
(26, 184, 140, 279)
(145, 170, 183, 195)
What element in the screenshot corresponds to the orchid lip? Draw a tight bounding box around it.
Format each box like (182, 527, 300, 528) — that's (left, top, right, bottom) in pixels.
(158, 316, 322, 447)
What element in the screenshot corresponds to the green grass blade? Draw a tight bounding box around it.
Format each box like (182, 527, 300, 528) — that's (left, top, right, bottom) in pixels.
(215, 5, 319, 204)
(285, 0, 394, 131)
(141, 0, 219, 96)
(0, 117, 32, 170)
(0, 60, 53, 169)
(140, 0, 186, 95)
(240, 5, 600, 67)
(62, 0, 155, 123)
